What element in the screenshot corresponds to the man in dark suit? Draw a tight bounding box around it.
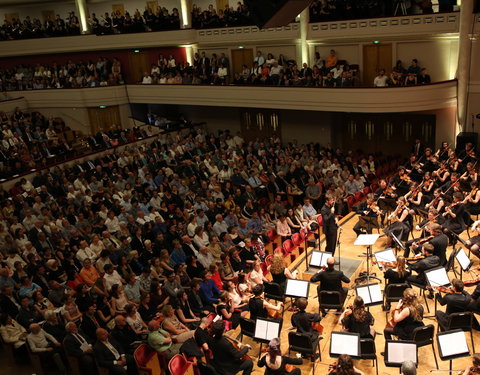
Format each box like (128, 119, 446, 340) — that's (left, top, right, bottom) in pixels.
(407, 244, 441, 293)
(321, 197, 338, 254)
(93, 328, 135, 375)
(63, 322, 96, 373)
(427, 224, 449, 266)
(209, 320, 253, 375)
(0, 286, 20, 318)
(110, 315, 140, 355)
(435, 279, 471, 329)
(311, 257, 350, 312)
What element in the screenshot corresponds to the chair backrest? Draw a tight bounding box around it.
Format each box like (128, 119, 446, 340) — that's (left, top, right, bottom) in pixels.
(412, 324, 435, 347)
(448, 312, 473, 331)
(319, 290, 342, 308)
(264, 281, 283, 300)
(266, 229, 277, 241)
(265, 254, 274, 266)
(169, 354, 195, 375)
(288, 331, 312, 351)
(385, 283, 409, 301)
(316, 215, 323, 226)
(292, 233, 303, 246)
(283, 239, 295, 252)
(239, 317, 256, 337)
(135, 344, 162, 375)
(359, 338, 376, 359)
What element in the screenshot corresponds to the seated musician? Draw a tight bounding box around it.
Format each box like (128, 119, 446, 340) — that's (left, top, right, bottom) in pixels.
(414, 208, 445, 237)
(466, 220, 480, 259)
(375, 179, 397, 213)
(248, 284, 283, 321)
(339, 296, 376, 339)
(352, 194, 381, 237)
(425, 188, 445, 214)
(383, 256, 411, 303)
(328, 354, 365, 375)
(461, 353, 480, 375)
(383, 288, 425, 341)
(435, 278, 471, 330)
(443, 191, 468, 242)
(441, 172, 462, 198)
(310, 257, 350, 314)
(208, 320, 253, 375)
(291, 297, 322, 339)
(194, 317, 212, 358)
(407, 243, 440, 297)
(406, 223, 448, 266)
(405, 182, 423, 214)
(390, 167, 411, 197)
(258, 337, 303, 375)
(383, 197, 412, 248)
(465, 181, 480, 216)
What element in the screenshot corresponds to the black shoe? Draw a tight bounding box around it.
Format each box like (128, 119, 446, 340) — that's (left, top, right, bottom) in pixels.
(311, 354, 320, 362)
(380, 352, 385, 356)
(427, 291, 434, 299)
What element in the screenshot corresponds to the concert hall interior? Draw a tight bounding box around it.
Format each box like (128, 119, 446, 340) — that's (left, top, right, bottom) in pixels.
(1, 1, 480, 375)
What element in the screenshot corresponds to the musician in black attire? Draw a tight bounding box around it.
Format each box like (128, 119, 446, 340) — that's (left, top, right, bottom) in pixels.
(352, 194, 381, 237)
(407, 224, 448, 266)
(208, 320, 253, 375)
(375, 179, 397, 212)
(248, 284, 282, 321)
(458, 142, 477, 166)
(310, 257, 350, 313)
(435, 279, 471, 329)
(407, 244, 441, 295)
(291, 298, 322, 339)
(390, 167, 411, 197)
(442, 191, 467, 242)
(466, 222, 480, 259)
(321, 197, 338, 254)
(339, 296, 375, 339)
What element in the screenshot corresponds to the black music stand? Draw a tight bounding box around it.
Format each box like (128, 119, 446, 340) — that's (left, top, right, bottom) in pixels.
(384, 340, 417, 368)
(355, 283, 383, 308)
(329, 331, 361, 359)
(354, 234, 381, 283)
(254, 318, 282, 356)
(454, 248, 473, 280)
(391, 232, 406, 255)
(437, 329, 470, 372)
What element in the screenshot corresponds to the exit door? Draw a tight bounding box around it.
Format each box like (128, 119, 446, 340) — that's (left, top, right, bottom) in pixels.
(363, 44, 392, 87)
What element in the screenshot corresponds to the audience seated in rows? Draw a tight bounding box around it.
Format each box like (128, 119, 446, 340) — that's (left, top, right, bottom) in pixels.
(0, 125, 388, 373)
(192, 2, 253, 29)
(374, 59, 431, 87)
(0, 57, 124, 91)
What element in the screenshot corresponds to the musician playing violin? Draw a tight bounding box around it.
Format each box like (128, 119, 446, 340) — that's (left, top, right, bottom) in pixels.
(425, 188, 446, 214)
(404, 182, 424, 212)
(208, 320, 253, 375)
(460, 353, 480, 375)
(465, 181, 480, 216)
(383, 197, 412, 248)
(328, 354, 364, 375)
(442, 191, 468, 241)
(407, 244, 441, 298)
(258, 338, 303, 375)
(435, 141, 450, 162)
(458, 142, 477, 166)
(339, 296, 376, 339)
(291, 297, 322, 340)
(352, 194, 381, 237)
(404, 154, 424, 183)
(375, 179, 397, 212)
(383, 288, 425, 341)
(248, 284, 283, 321)
(406, 223, 448, 266)
(435, 279, 471, 330)
(384, 256, 411, 285)
(391, 166, 411, 196)
(441, 172, 462, 198)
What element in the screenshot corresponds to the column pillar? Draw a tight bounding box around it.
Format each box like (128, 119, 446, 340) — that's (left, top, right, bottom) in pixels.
(185, 45, 195, 65)
(456, 0, 475, 132)
(75, 0, 91, 34)
(300, 8, 309, 66)
(180, 0, 193, 29)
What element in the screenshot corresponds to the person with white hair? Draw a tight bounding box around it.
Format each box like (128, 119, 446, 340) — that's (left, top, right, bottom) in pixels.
(27, 323, 66, 374)
(401, 360, 417, 375)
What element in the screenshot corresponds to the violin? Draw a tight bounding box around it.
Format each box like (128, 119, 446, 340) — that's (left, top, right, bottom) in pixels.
(412, 235, 434, 248)
(443, 202, 460, 217)
(224, 335, 252, 361)
(426, 285, 455, 294)
(463, 277, 480, 287)
(372, 260, 397, 269)
(405, 255, 425, 262)
(266, 307, 281, 320)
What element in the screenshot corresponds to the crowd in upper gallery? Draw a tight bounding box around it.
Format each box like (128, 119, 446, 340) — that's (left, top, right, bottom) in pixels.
(0, 0, 457, 41)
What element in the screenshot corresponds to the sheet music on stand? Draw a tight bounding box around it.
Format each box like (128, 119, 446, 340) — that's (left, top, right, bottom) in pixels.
(355, 283, 383, 306)
(254, 318, 281, 343)
(374, 248, 397, 270)
(353, 234, 380, 246)
(437, 330, 470, 360)
(425, 266, 451, 288)
(384, 340, 418, 367)
(329, 331, 360, 358)
(285, 279, 310, 298)
(310, 251, 332, 268)
(455, 248, 473, 271)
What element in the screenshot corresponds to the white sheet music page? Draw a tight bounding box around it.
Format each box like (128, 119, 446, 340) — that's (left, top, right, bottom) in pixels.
(266, 321, 280, 341)
(387, 342, 417, 364)
(285, 279, 308, 298)
(425, 267, 450, 287)
(438, 331, 469, 357)
(310, 252, 321, 267)
(331, 333, 359, 357)
(254, 319, 268, 340)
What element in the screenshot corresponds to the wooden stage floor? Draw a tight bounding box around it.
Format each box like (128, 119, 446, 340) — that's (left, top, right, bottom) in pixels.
(240, 212, 479, 375)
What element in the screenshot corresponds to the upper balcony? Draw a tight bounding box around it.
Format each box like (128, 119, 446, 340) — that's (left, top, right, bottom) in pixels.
(0, 12, 460, 57)
(9, 80, 457, 114)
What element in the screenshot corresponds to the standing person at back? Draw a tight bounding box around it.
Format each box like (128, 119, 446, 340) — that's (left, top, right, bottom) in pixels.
(321, 197, 338, 254)
(310, 257, 350, 314)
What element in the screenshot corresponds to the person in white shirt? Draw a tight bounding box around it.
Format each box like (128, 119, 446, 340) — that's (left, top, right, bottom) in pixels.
(374, 69, 388, 87)
(141, 72, 152, 84)
(248, 261, 267, 288)
(103, 264, 124, 291)
(197, 246, 214, 269)
(212, 215, 229, 237)
(27, 323, 66, 373)
(76, 240, 97, 263)
(330, 63, 343, 79)
(105, 211, 120, 234)
(254, 51, 265, 66)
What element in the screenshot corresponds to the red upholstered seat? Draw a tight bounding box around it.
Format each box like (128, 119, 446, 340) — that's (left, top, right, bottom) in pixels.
(283, 239, 295, 254)
(347, 196, 356, 208)
(266, 229, 279, 241)
(354, 191, 364, 201)
(317, 215, 323, 227)
(168, 354, 195, 375)
(134, 344, 167, 375)
(363, 186, 371, 195)
(265, 254, 274, 266)
(291, 233, 303, 247)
